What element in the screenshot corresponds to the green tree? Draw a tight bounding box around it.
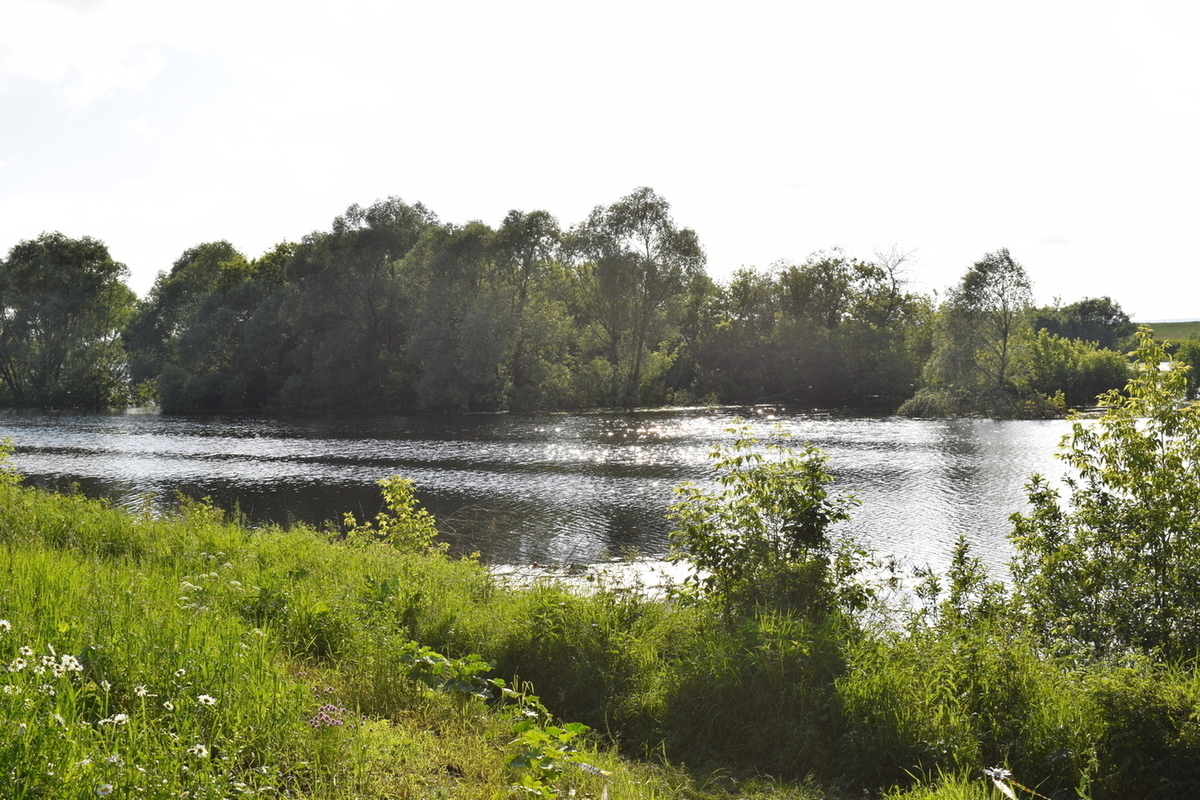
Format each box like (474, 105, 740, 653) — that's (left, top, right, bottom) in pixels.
(668, 425, 863, 617)
(0, 232, 135, 408)
(402, 220, 501, 411)
(1015, 328, 1128, 409)
(1011, 328, 1200, 658)
(775, 250, 929, 408)
(691, 252, 929, 409)
(491, 210, 574, 411)
(1031, 295, 1134, 350)
(157, 244, 293, 410)
(279, 198, 435, 409)
(570, 187, 706, 408)
(692, 267, 780, 402)
(955, 248, 1033, 396)
(900, 248, 1033, 416)
(122, 240, 289, 411)
(1173, 339, 1200, 400)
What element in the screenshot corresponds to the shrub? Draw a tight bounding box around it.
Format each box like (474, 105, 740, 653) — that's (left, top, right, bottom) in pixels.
(667, 424, 864, 618)
(1011, 328, 1200, 658)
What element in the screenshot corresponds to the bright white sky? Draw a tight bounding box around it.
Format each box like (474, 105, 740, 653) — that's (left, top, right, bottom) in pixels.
(1, 0, 1197, 320)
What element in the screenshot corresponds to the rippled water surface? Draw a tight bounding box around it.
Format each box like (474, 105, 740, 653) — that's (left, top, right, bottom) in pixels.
(1, 409, 1072, 573)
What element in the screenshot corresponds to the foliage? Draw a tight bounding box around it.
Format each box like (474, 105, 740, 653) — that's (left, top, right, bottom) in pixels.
(278, 198, 436, 410)
(901, 249, 1033, 417)
(1083, 660, 1200, 799)
(1172, 339, 1200, 400)
(692, 250, 930, 409)
(1011, 328, 1200, 659)
(399, 642, 497, 701)
(667, 424, 864, 617)
(1031, 296, 1135, 351)
(342, 475, 445, 553)
(569, 187, 707, 408)
(0, 232, 135, 408)
(508, 719, 594, 799)
(953, 248, 1033, 395)
(125, 241, 296, 411)
(1014, 328, 1129, 409)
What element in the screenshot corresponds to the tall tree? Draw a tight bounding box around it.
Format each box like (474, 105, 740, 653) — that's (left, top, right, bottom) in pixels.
(124, 241, 244, 393)
(570, 187, 706, 408)
(280, 198, 436, 409)
(692, 267, 780, 402)
(490, 210, 573, 411)
(955, 248, 1033, 396)
(0, 232, 135, 408)
(901, 248, 1033, 416)
(698, 251, 929, 409)
(402, 221, 499, 411)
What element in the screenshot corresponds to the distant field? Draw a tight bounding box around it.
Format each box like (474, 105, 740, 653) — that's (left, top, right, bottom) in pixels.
(1141, 320, 1200, 341)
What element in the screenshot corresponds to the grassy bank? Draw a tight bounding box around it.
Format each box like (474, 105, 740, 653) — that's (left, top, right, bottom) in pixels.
(4, 455, 1200, 799)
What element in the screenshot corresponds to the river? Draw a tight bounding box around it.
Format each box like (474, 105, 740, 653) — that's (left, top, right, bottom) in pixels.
(0, 408, 1073, 576)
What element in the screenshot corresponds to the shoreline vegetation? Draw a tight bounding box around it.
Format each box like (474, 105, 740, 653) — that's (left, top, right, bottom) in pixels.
(4, 332, 1200, 799)
(2, 191, 1197, 419)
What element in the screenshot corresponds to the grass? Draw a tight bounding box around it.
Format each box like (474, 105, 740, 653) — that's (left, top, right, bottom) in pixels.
(5, 457, 1200, 799)
(1142, 320, 1200, 341)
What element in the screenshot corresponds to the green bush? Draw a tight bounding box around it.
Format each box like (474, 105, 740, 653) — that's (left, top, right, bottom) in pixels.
(1012, 328, 1200, 658)
(667, 424, 865, 617)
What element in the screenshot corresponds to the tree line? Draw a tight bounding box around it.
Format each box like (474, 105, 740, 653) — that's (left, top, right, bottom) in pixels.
(2, 188, 1187, 415)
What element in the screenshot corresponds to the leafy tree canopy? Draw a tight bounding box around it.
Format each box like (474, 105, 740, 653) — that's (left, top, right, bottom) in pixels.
(1031, 295, 1134, 350)
(0, 232, 135, 408)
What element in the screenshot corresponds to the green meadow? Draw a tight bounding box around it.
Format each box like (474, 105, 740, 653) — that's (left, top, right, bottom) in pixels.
(1143, 320, 1200, 341)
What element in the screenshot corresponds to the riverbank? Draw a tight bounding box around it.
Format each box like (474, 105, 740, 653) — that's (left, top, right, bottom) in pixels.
(4, 458, 1200, 798)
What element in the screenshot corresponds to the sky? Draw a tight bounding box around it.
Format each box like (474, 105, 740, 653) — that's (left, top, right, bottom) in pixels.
(1, 0, 1197, 320)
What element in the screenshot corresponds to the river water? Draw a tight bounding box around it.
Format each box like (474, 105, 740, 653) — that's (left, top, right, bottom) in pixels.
(0, 408, 1073, 576)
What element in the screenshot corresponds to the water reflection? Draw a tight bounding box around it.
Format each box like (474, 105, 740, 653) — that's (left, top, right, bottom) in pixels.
(0, 409, 1070, 575)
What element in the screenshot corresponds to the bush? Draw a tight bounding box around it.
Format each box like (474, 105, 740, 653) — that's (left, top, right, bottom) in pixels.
(667, 424, 864, 618)
(1011, 328, 1200, 658)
